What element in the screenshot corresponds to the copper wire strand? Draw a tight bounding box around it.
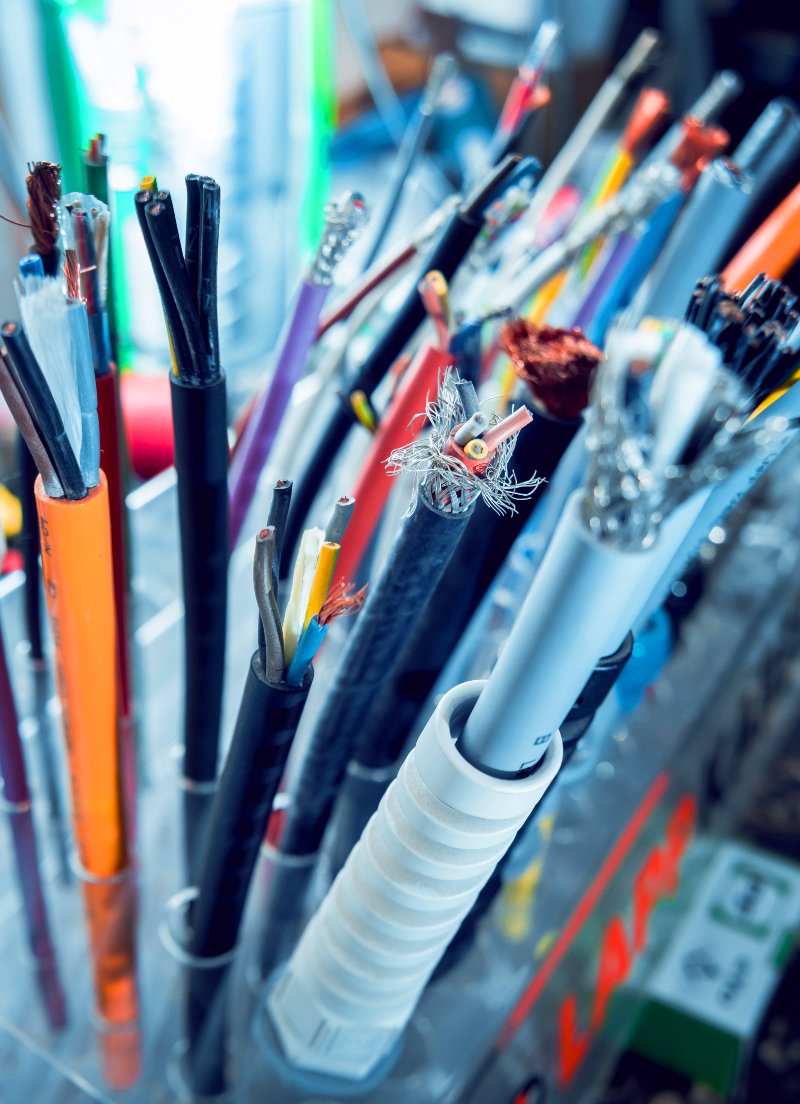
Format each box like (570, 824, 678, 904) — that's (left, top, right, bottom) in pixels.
(253, 527, 285, 683)
(63, 250, 81, 300)
(26, 162, 61, 263)
(0, 350, 60, 494)
(500, 318, 603, 421)
(318, 580, 369, 626)
(0, 212, 33, 229)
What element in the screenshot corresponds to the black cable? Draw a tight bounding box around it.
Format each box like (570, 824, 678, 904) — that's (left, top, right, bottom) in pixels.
(279, 155, 534, 579)
(185, 656, 311, 1097)
(198, 180, 221, 377)
(1, 324, 86, 500)
(184, 174, 204, 304)
(171, 374, 230, 887)
(134, 190, 193, 379)
(145, 193, 209, 384)
(260, 493, 473, 979)
(328, 407, 580, 871)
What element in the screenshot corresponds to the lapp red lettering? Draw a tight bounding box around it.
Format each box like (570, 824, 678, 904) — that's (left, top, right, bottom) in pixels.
(592, 916, 633, 1029)
(557, 792, 696, 1087)
(558, 994, 591, 1086)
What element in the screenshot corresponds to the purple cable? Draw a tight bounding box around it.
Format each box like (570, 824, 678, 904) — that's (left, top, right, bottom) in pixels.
(0, 619, 66, 1028)
(570, 232, 638, 333)
(228, 280, 330, 549)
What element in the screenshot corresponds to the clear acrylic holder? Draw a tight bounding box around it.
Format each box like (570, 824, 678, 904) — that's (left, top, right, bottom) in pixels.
(159, 887, 237, 1103)
(2, 445, 800, 1101)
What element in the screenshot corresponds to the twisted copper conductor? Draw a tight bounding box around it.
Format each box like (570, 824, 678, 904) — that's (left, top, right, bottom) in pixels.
(26, 161, 61, 272)
(500, 318, 603, 422)
(318, 581, 368, 627)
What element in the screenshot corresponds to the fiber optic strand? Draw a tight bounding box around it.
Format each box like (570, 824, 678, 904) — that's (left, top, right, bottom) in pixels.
(258, 372, 537, 981)
(2, 255, 139, 1087)
(135, 176, 228, 888)
(184, 479, 363, 1097)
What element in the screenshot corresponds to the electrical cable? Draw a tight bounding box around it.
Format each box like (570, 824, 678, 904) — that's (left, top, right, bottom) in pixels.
(227, 192, 368, 548)
(136, 176, 229, 887)
(279, 155, 537, 579)
(258, 373, 537, 980)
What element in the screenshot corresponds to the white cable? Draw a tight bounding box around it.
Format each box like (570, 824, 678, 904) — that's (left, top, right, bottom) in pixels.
(267, 679, 562, 1080)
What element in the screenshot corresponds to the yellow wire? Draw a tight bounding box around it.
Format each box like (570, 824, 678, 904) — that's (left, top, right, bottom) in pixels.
(303, 542, 340, 630)
(749, 367, 800, 422)
(527, 272, 565, 325)
(578, 147, 634, 277)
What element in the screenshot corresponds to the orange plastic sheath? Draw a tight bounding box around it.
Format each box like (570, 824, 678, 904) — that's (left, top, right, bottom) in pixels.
(36, 473, 126, 877)
(35, 473, 140, 1087)
(722, 180, 800, 292)
(333, 344, 456, 590)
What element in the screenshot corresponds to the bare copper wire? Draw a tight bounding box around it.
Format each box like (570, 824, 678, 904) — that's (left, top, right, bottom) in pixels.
(64, 249, 81, 300)
(500, 318, 603, 421)
(26, 161, 61, 264)
(318, 581, 368, 627)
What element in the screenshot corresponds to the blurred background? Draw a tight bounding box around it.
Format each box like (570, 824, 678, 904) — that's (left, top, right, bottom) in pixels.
(1, 0, 797, 403)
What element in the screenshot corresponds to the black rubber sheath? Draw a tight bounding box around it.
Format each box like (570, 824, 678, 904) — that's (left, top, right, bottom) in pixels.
(185, 657, 310, 1097)
(278, 495, 472, 861)
(354, 407, 579, 774)
(170, 373, 229, 885)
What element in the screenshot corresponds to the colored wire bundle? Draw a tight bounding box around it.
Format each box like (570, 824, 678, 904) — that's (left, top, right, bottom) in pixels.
(228, 192, 368, 548)
(184, 482, 363, 1096)
(258, 371, 537, 979)
(279, 154, 539, 578)
(328, 322, 602, 872)
(1, 281, 138, 1085)
(266, 281, 800, 1083)
(61, 191, 112, 374)
(135, 176, 228, 886)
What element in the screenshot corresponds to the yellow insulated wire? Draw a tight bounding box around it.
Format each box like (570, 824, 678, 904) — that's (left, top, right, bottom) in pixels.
(304, 541, 340, 630)
(749, 367, 800, 422)
(577, 147, 635, 279)
(527, 272, 565, 326)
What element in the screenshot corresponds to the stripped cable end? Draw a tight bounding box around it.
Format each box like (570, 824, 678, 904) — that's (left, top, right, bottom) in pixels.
(385, 368, 543, 516)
